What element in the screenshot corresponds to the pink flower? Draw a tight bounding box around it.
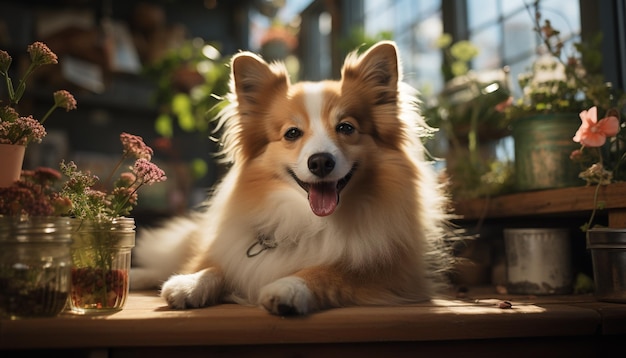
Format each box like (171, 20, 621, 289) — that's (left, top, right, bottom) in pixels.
(116, 172, 136, 187)
(53, 90, 77, 111)
(495, 96, 513, 112)
(132, 158, 166, 185)
(573, 106, 620, 147)
(569, 149, 582, 161)
(11, 116, 47, 144)
(0, 50, 11, 73)
(27, 41, 58, 66)
(112, 186, 138, 206)
(120, 132, 153, 160)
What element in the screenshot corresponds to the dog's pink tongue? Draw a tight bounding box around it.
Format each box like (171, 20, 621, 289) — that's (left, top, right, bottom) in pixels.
(308, 182, 338, 216)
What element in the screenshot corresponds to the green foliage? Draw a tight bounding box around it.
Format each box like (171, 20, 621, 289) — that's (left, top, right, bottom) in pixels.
(143, 40, 230, 137)
(339, 27, 393, 55)
(143, 39, 230, 182)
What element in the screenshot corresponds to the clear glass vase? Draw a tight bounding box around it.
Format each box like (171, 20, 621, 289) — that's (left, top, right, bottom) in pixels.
(68, 217, 135, 315)
(0, 216, 73, 319)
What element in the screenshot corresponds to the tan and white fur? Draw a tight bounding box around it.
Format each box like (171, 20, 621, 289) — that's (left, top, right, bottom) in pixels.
(131, 41, 452, 315)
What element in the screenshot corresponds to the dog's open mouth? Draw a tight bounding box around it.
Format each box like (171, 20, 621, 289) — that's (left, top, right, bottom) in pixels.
(288, 164, 357, 217)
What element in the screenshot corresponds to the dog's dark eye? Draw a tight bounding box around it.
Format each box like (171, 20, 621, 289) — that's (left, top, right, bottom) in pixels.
(336, 122, 355, 135)
(284, 127, 303, 141)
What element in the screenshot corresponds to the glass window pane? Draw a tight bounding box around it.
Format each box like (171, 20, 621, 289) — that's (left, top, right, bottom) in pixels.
(468, 0, 498, 29)
(503, 10, 535, 63)
(502, 0, 526, 16)
(471, 24, 502, 70)
(406, 15, 444, 93)
(395, 0, 417, 29)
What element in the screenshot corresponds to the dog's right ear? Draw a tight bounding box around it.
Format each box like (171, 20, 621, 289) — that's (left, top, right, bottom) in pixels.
(231, 52, 290, 107)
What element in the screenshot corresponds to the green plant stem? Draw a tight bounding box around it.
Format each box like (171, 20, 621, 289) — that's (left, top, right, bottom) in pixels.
(104, 154, 129, 188)
(14, 103, 60, 146)
(2, 71, 15, 100)
(111, 182, 142, 216)
(468, 104, 479, 165)
(39, 104, 58, 126)
(584, 182, 602, 231)
(12, 62, 38, 105)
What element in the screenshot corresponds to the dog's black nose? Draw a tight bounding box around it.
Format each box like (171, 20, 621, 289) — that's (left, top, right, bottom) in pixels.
(308, 153, 335, 178)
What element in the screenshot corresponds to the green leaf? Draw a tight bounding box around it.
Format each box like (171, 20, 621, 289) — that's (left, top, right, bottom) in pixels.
(171, 93, 196, 131)
(190, 158, 208, 179)
(172, 93, 192, 115)
(155, 113, 173, 138)
(178, 112, 196, 132)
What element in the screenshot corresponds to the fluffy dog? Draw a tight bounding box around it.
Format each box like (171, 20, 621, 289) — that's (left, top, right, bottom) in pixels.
(131, 41, 453, 315)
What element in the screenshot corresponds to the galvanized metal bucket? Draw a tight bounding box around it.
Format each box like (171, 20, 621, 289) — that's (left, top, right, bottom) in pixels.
(504, 228, 573, 295)
(587, 228, 626, 303)
(511, 114, 582, 191)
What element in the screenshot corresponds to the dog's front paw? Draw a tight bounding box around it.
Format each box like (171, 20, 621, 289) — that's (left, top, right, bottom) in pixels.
(259, 276, 314, 315)
(161, 269, 223, 309)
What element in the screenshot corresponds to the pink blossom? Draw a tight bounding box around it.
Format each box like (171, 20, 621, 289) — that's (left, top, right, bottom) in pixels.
(117, 172, 136, 187)
(27, 41, 58, 66)
(495, 96, 513, 112)
(120, 132, 153, 160)
(112, 186, 138, 206)
(0, 105, 19, 121)
(53, 90, 77, 111)
(569, 149, 582, 161)
(573, 106, 620, 147)
(132, 158, 166, 185)
(12, 116, 47, 144)
(32, 167, 62, 182)
(0, 50, 11, 72)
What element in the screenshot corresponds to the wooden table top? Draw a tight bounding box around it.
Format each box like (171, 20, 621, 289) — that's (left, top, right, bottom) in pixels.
(2, 289, 625, 350)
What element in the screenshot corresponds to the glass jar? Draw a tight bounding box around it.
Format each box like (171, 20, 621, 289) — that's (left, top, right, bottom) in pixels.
(68, 217, 135, 315)
(0, 216, 73, 319)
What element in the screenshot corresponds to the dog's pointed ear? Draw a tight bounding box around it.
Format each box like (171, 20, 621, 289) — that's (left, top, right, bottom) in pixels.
(341, 41, 400, 104)
(231, 53, 289, 107)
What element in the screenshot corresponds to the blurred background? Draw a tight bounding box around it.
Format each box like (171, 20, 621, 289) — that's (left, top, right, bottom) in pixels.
(0, 0, 623, 227)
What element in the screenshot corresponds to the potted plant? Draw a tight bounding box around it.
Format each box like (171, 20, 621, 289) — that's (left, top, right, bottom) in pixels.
(569, 102, 626, 303)
(0, 42, 77, 187)
(60, 132, 166, 314)
(505, 5, 624, 191)
(0, 133, 167, 317)
(424, 35, 513, 199)
(0, 41, 168, 317)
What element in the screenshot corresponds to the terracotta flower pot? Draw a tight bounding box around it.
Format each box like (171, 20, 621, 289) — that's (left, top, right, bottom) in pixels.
(0, 143, 26, 187)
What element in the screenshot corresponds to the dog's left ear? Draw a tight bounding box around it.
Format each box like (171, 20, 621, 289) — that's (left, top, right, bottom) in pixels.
(341, 41, 399, 105)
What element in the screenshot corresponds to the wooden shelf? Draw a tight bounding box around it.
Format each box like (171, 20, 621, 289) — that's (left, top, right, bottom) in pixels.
(453, 182, 626, 227)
